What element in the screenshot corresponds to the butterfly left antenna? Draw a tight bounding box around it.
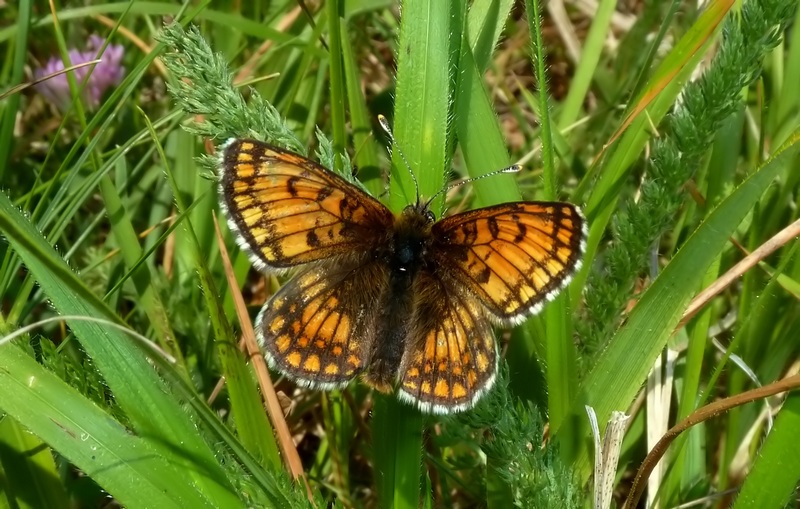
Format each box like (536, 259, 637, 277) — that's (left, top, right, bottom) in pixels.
(378, 114, 421, 205)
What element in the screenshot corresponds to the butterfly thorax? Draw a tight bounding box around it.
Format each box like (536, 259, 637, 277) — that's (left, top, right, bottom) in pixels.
(365, 203, 436, 391)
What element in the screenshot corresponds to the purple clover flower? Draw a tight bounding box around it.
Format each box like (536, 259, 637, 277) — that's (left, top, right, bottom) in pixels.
(34, 35, 125, 111)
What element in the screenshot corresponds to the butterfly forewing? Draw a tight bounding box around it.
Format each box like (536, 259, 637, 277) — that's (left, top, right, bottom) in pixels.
(432, 202, 585, 323)
(220, 139, 393, 271)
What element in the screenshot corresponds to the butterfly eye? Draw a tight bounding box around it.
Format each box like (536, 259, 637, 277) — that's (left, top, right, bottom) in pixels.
(425, 210, 436, 223)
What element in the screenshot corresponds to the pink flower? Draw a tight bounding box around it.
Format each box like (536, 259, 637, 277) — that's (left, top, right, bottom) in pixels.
(34, 35, 125, 111)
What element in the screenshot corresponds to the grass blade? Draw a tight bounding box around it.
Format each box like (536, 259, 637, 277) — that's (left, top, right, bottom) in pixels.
(558, 129, 800, 475)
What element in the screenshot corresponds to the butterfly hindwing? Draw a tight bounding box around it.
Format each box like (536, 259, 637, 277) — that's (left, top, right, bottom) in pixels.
(257, 259, 390, 388)
(219, 139, 394, 271)
(431, 202, 585, 324)
(397, 272, 498, 413)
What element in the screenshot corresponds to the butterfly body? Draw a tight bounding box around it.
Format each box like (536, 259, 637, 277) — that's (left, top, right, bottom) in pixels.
(362, 203, 436, 392)
(219, 138, 586, 413)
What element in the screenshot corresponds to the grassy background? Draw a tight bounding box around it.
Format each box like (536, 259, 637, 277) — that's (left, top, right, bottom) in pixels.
(1, 0, 799, 508)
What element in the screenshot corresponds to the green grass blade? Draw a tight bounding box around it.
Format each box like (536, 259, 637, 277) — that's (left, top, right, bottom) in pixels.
(454, 35, 519, 207)
(0, 414, 68, 509)
(372, 395, 425, 509)
(571, 0, 734, 298)
(0, 0, 30, 181)
(372, 0, 456, 506)
(143, 116, 281, 471)
(0, 192, 239, 506)
(733, 393, 800, 508)
(524, 0, 578, 432)
(327, 0, 348, 170)
(772, 3, 800, 140)
(0, 345, 217, 508)
(341, 16, 384, 196)
(558, 129, 800, 475)
(556, 0, 616, 130)
(466, 0, 514, 71)
(388, 0, 452, 210)
(0, 4, 306, 49)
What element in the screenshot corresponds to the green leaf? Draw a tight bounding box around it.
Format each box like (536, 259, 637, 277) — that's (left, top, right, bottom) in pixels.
(0, 414, 68, 509)
(372, 0, 457, 506)
(733, 392, 800, 508)
(557, 129, 800, 475)
(0, 191, 239, 506)
(0, 345, 220, 508)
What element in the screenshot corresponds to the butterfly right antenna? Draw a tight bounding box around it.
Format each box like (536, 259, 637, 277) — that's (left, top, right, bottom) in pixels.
(378, 114, 421, 205)
(424, 164, 521, 210)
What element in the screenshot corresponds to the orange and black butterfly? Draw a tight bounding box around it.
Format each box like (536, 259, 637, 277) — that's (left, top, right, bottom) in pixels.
(219, 138, 586, 414)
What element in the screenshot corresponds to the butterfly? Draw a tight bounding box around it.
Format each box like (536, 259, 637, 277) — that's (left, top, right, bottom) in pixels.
(218, 138, 586, 414)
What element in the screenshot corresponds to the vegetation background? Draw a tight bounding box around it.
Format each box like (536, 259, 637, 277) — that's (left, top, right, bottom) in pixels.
(0, 0, 798, 507)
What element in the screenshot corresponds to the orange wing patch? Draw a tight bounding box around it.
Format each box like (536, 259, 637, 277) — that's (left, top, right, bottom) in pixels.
(257, 261, 389, 388)
(432, 202, 585, 323)
(397, 274, 497, 414)
(220, 139, 393, 271)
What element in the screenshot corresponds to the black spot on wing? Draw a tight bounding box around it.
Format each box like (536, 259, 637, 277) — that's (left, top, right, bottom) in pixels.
(487, 217, 500, 239)
(316, 186, 333, 201)
(307, 230, 321, 247)
(513, 220, 527, 243)
(475, 266, 491, 284)
(460, 221, 478, 244)
(287, 176, 300, 197)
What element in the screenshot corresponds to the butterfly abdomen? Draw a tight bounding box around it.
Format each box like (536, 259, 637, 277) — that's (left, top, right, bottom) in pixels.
(366, 268, 414, 391)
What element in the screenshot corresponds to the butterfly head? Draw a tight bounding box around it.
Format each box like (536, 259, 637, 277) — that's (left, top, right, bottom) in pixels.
(403, 200, 436, 225)
(395, 202, 436, 249)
